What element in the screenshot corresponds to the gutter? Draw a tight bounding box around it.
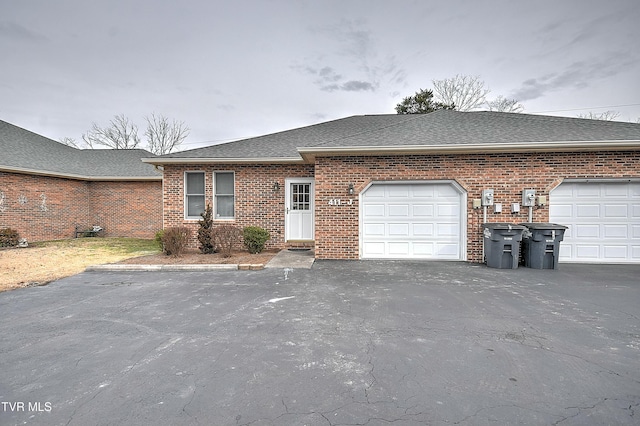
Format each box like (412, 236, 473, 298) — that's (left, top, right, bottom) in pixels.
(0, 165, 162, 181)
(297, 140, 640, 161)
(141, 156, 305, 165)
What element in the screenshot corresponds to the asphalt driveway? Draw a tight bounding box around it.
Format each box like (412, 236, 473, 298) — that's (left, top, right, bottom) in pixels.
(1, 261, 639, 425)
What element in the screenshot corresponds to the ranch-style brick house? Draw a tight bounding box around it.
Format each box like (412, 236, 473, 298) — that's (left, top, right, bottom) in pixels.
(0, 120, 162, 242)
(145, 110, 640, 264)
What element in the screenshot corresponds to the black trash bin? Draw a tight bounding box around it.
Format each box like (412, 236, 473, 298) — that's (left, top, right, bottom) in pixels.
(483, 223, 527, 269)
(520, 223, 568, 269)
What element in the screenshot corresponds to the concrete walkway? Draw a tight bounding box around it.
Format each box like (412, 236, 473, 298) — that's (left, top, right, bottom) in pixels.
(264, 248, 315, 269)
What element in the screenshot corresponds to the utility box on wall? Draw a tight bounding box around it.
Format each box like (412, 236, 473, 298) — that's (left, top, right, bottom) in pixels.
(522, 189, 536, 207)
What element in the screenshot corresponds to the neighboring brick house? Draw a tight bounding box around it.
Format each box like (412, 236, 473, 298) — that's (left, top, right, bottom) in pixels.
(0, 120, 162, 242)
(144, 111, 640, 264)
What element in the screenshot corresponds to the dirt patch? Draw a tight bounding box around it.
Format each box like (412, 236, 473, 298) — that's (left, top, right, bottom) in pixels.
(0, 239, 277, 293)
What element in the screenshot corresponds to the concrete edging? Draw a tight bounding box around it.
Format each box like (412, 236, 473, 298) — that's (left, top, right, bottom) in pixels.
(85, 264, 253, 272)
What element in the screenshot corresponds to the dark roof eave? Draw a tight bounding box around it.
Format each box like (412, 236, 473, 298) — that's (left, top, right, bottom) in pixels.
(141, 156, 306, 165)
(297, 140, 640, 161)
(0, 165, 162, 181)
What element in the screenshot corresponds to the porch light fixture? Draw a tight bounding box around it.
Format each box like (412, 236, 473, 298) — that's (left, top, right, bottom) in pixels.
(273, 182, 280, 192)
(348, 183, 355, 195)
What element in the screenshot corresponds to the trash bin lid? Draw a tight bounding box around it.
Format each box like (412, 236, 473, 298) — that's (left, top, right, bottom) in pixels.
(483, 223, 527, 230)
(519, 223, 568, 230)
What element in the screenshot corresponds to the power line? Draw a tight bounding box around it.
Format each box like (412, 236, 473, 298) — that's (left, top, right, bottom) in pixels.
(530, 103, 640, 114)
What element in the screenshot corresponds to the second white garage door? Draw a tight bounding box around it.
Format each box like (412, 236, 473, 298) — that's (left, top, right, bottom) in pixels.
(550, 181, 640, 263)
(360, 182, 465, 260)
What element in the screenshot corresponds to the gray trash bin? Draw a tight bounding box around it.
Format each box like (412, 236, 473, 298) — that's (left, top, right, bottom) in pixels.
(483, 223, 527, 269)
(520, 223, 568, 269)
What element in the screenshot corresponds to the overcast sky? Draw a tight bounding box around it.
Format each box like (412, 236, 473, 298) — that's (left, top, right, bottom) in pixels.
(1, 0, 639, 151)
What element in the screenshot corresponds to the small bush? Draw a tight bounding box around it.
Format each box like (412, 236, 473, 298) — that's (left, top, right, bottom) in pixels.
(0, 228, 20, 248)
(154, 229, 164, 251)
(211, 225, 242, 258)
(161, 227, 190, 256)
(243, 226, 270, 254)
(198, 204, 217, 254)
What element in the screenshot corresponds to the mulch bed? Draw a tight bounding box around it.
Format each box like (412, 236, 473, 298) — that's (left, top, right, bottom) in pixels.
(116, 249, 278, 265)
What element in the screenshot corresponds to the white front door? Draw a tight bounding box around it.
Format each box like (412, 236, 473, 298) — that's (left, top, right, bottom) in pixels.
(285, 178, 315, 241)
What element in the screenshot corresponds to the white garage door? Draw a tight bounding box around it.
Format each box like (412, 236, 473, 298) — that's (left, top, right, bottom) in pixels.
(550, 181, 640, 263)
(361, 182, 464, 259)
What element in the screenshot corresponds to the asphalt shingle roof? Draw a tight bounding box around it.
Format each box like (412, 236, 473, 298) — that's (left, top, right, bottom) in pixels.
(150, 111, 640, 163)
(0, 120, 161, 179)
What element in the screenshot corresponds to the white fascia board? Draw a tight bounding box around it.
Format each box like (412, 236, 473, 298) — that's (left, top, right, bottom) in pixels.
(0, 165, 161, 181)
(297, 140, 640, 157)
(141, 157, 305, 165)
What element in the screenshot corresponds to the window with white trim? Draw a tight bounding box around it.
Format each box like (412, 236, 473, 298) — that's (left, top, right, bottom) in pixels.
(185, 172, 205, 219)
(214, 172, 235, 219)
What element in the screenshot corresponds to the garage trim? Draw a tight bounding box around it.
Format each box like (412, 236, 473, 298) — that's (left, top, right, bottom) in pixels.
(359, 180, 467, 260)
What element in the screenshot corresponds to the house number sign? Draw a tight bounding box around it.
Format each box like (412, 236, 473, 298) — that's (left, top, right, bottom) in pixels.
(328, 199, 353, 206)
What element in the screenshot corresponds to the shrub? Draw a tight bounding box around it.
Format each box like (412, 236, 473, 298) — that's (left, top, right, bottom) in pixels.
(0, 228, 20, 248)
(154, 229, 164, 251)
(198, 204, 217, 254)
(243, 226, 270, 254)
(211, 225, 242, 258)
(161, 227, 190, 256)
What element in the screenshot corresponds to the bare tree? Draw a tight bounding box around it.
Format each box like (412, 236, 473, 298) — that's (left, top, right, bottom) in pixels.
(144, 113, 190, 155)
(577, 111, 621, 121)
(486, 96, 524, 113)
(432, 74, 490, 112)
(59, 137, 81, 149)
(82, 114, 141, 149)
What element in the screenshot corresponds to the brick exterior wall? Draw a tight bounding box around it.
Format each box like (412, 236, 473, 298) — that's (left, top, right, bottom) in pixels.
(314, 151, 640, 262)
(160, 151, 639, 262)
(0, 171, 162, 242)
(162, 164, 314, 250)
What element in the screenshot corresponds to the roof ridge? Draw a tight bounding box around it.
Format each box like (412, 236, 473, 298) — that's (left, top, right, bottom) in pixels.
(308, 113, 434, 148)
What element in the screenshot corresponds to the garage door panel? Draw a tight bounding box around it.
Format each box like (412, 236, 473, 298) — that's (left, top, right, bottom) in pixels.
(605, 185, 629, 197)
(364, 204, 385, 216)
(577, 186, 601, 197)
(577, 205, 600, 217)
(412, 204, 433, 216)
(576, 245, 600, 258)
(412, 186, 435, 197)
(437, 223, 459, 237)
(412, 243, 433, 256)
(604, 245, 628, 259)
(362, 242, 385, 255)
(389, 205, 409, 216)
(363, 223, 385, 236)
(550, 181, 640, 263)
(389, 223, 409, 236)
(361, 183, 463, 260)
(605, 205, 627, 217)
(388, 242, 410, 255)
(575, 224, 599, 238)
(549, 204, 573, 218)
(412, 223, 434, 235)
(436, 243, 460, 257)
(437, 185, 459, 197)
(603, 225, 628, 238)
(437, 204, 459, 217)
(389, 186, 410, 197)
